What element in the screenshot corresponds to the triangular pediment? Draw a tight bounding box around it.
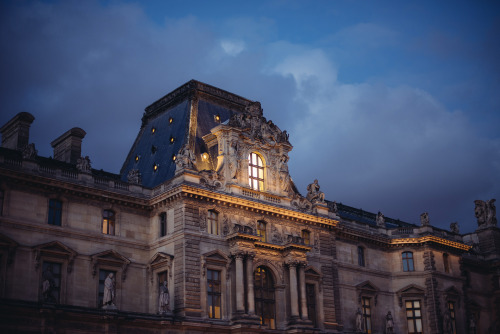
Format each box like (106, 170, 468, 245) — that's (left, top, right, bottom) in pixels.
(356, 280, 379, 292)
(91, 249, 130, 265)
(204, 250, 229, 261)
(305, 266, 321, 278)
(398, 284, 425, 295)
(148, 252, 174, 267)
(33, 241, 77, 257)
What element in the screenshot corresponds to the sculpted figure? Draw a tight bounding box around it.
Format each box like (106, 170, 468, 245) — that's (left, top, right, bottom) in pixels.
(420, 212, 430, 226)
(22, 143, 37, 160)
(376, 211, 385, 227)
(278, 154, 292, 194)
(76, 156, 92, 173)
(103, 273, 115, 307)
(443, 307, 453, 334)
(355, 307, 363, 332)
(450, 222, 460, 234)
(127, 169, 142, 184)
(306, 179, 325, 203)
(475, 200, 487, 226)
(227, 141, 238, 180)
(158, 280, 170, 314)
(175, 145, 196, 171)
(386, 311, 394, 334)
(42, 264, 56, 303)
(475, 199, 497, 227)
(486, 199, 497, 226)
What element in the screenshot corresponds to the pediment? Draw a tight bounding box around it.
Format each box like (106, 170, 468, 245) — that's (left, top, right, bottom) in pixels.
(356, 280, 379, 292)
(203, 250, 229, 262)
(91, 250, 131, 281)
(148, 252, 174, 284)
(305, 266, 321, 278)
(33, 241, 77, 272)
(398, 284, 425, 295)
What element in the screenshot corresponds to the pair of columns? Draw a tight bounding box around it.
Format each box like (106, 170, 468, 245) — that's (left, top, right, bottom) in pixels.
(233, 252, 308, 320)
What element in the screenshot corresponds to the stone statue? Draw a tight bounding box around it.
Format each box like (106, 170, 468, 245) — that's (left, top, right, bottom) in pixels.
(158, 280, 170, 314)
(102, 273, 115, 307)
(306, 179, 325, 203)
(332, 201, 338, 214)
(127, 169, 142, 184)
(227, 141, 238, 180)
(376, 211, 385, 227)
(278, 154, 292, 195)
(355, 307, 363, 332)
(475, 199, 497, 227)
(443, 307, 453, 334)
(386, 311, 394, 334)
(450, 222, 460, 234)
(420, 212, 430, 226)
(76, 156, 92, 173)
(22, 143, 37, 160)
(175, 145, 196, 171)
(42, 264, 56, 303)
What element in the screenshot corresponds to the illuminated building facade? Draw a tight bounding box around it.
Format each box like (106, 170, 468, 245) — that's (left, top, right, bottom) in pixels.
(0, 80, 498, 333)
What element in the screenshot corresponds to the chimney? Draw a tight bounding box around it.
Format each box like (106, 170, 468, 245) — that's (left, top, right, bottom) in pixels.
(51, 128, 86, 164)
(0, 112, 35, 150)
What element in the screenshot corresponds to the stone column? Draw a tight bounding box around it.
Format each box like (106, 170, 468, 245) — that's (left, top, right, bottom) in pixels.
(235, 253, 245, 313)
(289, 263, 299, 318)
(299, 264, 308, 320)
(246, 253, 256, 315)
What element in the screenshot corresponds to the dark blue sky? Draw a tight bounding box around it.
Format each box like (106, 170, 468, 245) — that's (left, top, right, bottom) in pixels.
(1, 0, 498, 233)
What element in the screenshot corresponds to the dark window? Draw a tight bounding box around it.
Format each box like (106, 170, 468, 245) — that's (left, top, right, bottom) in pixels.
(207, 269, 221, 319)
(358, 246, 365, 267)
(405, 300, 423, 334)
(306, 284, 317, 327)
(48, 199, 62, 226)
(0, 190, 4, 216)
(248, 152, 264, 191)
(98, 269, 116, 307)
(362, 297, 372, 333)
(207, 210, 219, 235)
(402, 251, 414, 272)
(257, 221, 266, 242)
(159, 212, 167, 237)
(102, 210, 115, 235)
(41, 262, 61, 303)
(254, 266, 275, 329)
(302, 230, 311, 245)
(443, 253, 450, 273)
(448, 301, 457, 334)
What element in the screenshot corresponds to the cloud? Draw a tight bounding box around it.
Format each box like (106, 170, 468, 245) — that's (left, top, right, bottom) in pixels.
(220, 39, 246, 56)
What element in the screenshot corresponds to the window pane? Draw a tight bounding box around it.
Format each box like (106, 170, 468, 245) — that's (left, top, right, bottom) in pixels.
(414, 300, 420, 308)
(408, 320, 415, 333)
(416, 319, 422, 332)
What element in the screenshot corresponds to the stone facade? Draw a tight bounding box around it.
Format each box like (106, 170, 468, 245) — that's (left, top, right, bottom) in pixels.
(0, 80, 498, 333)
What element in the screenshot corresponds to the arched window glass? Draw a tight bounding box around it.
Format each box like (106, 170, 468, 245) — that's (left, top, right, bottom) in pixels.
(102, 210, 115, 235)
(248, 152, 264, 191)
(254, 266, 275, 329)
(257, 221, 266, 242)
(358, 246, 365, 267)
(402, 251, 414, 272)
(301, 230, 311, 245)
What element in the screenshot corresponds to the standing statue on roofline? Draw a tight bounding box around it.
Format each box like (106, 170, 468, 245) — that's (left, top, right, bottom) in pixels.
(475, 199, 497, 228)
(306, 179, 325, 203)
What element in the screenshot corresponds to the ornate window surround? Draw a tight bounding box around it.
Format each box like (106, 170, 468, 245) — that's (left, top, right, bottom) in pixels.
(200, 250, 230, 320)
(147, 252, 174, 313)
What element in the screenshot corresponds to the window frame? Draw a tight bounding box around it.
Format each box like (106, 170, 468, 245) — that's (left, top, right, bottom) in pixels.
(254, 266, 276, 329)
(362, 296, 372, 334)
(207, 269, 222, 319)
(257, 220, 267, 242)
(207, 210, 219, 235)
(48, 198, 63, 226)
(248, 152, 265, 191)
(405, 299, 423, 334)
(443, 253, 450, 273)
(159, 212, 167, 237)
(102, 209, 116, 235)
(402, 251, 415, 272)
(358, 246, 365, 267)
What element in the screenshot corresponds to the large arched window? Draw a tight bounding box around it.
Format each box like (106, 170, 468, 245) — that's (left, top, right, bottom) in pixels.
(248, 152, 264, 191)
(254, 266, 275, 329)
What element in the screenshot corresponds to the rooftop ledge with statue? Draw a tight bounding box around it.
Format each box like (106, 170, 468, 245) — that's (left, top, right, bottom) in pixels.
(0, 80, 495, 252)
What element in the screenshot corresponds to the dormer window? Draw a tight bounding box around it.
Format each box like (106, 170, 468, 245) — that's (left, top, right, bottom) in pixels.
(248, 152, 264, 191)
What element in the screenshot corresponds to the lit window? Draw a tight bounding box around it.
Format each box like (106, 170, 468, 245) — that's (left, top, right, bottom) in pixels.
(159, 212, 167, 237)
(402, 251, 414, 272)
(102, 210, 115, 235)
(257, 221, 266, 242)
(254, 266, 275, 329)
(48, 199, 62, 226)
(248, 152, 264, 191)
(170, 136, 175, 144)
(405, 300, 423, 334)
(358, 246, 365, 267)
(151, 127, 156, 134)
(443, 253, 450, 273)
(362, 297, 372, 334)
(169, 117, 173, 124)
(214, 114, 220, 122)
(207, 269, 221, 319)
(135, 155, 140, 162)
(153, 163, 159, 172)
(41, 262, 61, 303)
(207, 210, 219, 235)
(301, 230, 311, 245)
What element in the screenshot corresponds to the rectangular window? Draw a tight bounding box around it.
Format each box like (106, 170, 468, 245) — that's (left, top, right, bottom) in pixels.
(42, 262, 61, 303)
(301, 230, 311, 245)
(448, 301, 457, 334)
(358, 246, 365, 267)
(306, 284, 317, 327)
(102, 210, 115, 235)
(98, 269, 116, 307)
(362, 297, 372, 333)
(159, 212, 167, 237)
(207, 269, 221, 319)
(48, 199, 62, 226)
(406, 300, 423, 334)
(207, 210, 219, 235)
(403, 252, 414, 272)
(257, 221, 266, 242)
